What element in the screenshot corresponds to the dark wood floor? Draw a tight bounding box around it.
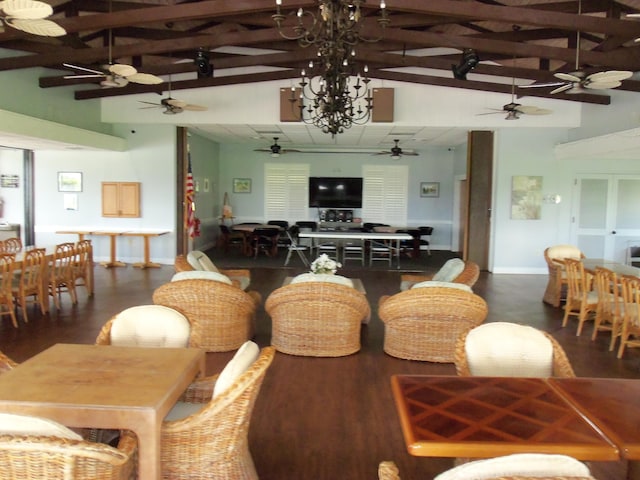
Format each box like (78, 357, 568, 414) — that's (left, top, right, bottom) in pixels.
(0, 249, 637, 480)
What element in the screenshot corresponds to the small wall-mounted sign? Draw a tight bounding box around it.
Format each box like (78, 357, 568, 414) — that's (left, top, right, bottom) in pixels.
(0, 174, 19, 188)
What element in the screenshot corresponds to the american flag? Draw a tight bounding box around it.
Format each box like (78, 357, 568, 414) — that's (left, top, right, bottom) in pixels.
(186, 154, 198, 238)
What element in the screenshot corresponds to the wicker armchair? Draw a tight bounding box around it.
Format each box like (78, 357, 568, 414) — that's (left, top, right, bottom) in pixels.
(0, 430, 137, 480)
(543, 245, 584, 307)
(378, 286, 488, 362)
(265, 282, 371, 357)
(153, 278, 258, 352)
(454, 322, 576, 378)
(174, 253, 252, 291)
(400, 259, 480, 291)
(160, 346, 275, 480)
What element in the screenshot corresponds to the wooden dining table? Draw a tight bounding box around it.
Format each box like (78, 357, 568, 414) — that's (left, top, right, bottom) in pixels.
(391, 375, 640, 479)
(0, 343, 205, 480)
(582, 258, 640, 277)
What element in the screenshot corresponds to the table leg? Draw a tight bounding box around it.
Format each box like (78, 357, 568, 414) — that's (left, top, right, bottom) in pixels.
(100, 234, 126, 268)
(132, 417, 161, 480)
(133, 235, 162, 268)
(396, 239, 401, 269)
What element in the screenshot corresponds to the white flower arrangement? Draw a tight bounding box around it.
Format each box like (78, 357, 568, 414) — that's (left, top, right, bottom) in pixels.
(310, 254, 342, 275)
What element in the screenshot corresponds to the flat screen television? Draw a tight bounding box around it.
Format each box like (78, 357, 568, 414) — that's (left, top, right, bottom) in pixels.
(309, 177, 363, 208)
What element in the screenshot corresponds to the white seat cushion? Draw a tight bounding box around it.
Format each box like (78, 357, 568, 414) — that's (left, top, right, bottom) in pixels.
(434, 453, 590, 480)
(547, 244, 582, 261)
(465, 322, 554, 377)
(213, 340, 260, 399)
(164, 401, 205, 422)
(0, 413, 82, 440)
(411, 280, 472, 293)
(172, 270, 232, 285)
(186, 250, 220, 273)
(432, 258, 465, 282)
(110, 305, 191, 348)
(290, 273, 354, 288)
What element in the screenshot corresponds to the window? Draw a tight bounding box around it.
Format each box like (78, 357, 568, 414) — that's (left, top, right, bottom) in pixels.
(362, 165, 408, 225)
(265, 163, 310, 222)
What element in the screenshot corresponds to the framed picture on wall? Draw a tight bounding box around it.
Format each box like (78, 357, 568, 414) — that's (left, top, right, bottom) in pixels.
(420, 182, 439, 198)
(233, 178, 251, 193)
(58, 172, 83, 192)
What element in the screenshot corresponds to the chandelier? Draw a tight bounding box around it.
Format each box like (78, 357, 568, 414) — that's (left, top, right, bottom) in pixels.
(273, 0, 389, 136)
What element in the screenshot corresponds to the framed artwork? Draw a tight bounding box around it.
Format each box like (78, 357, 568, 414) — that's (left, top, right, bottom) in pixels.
(511, 175, 543, 220)
(233, 178, 251, 193)
(420, 182, 439, 198)
(58, 172, 82, 192)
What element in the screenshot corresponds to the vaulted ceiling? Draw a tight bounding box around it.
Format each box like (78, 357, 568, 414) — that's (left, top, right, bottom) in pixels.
(3, 0, 640, 108)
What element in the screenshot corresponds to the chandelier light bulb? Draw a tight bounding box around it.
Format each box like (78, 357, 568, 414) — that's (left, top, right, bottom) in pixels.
(276, 0, 281, 5)
(380, 0, 386, 9)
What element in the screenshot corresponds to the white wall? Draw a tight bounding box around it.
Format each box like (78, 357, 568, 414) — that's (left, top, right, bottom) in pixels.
(33, 124, 178, 265)
(0, 148, 25, 226)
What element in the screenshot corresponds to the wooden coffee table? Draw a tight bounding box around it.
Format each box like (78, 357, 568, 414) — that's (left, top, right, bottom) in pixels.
(0, 343, 205, 480)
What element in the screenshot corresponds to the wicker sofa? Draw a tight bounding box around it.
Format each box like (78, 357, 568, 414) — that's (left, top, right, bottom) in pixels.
(378, 284, 488, 362)
(265, 282, 370, 357)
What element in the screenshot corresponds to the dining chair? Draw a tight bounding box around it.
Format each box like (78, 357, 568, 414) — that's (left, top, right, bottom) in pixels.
(283, 225, 310, 267)
(591, 266, 623, 351)
(454, 322, 576, 378)
(11, 248, 47, 323)
(418, 226, 433, 255)
(48, 242, 78, 309)
(1, 237, 22, 253)
(0, 413, 137, 480)
(369, 239, 393, 266)
(562, 258, 598, 336)
(0, 253, 18, 328)
(543, 244, 585, 307)
(152, 278, 258, 352)
(72, 239, 94, 296)
(342, 237, 365, 265)
(219, 224, 246, 253)
(251, 227, 280, 258)
(160, 345, 275, 480)
(617, 274, 640, 359)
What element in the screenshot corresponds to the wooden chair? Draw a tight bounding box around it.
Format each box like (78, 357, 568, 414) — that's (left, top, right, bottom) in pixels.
(11, 248, 47, 323)
(72, 239, 94, 297)
(591, 266, 623, 351)
(454, 322, 576, 378)
(378, 285, 488, 362)
(0, 253, 18, 328)
(265, 282, 370, 357)
(562, 258, 598, 336)
(0, 429, 137, 480)
(400, 259, 480, 291)
(617, 274, 640, 359)
(1, 237, 22, 253)
(543, 245, 584, 307)
(152, 278, 258, 352)
(48, 242, 78, 309)
(160, 346, 275, 480)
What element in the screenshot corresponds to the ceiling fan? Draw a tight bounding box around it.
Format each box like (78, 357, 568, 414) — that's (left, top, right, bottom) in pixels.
(62, 0, 162, 88)
(254, 137, 300, 157)
(519, 0, 633, 95)
(0, 0, 66, 37)
(480, 74, 552, 120)
(139, 75, 207, 115)
(374, 139, 419, 159)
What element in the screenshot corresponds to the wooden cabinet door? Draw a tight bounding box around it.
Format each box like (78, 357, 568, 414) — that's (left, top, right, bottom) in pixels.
(102, 182, 140, 218)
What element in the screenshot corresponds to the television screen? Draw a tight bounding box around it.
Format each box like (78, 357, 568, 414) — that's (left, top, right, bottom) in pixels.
(309, 177, 363, 208)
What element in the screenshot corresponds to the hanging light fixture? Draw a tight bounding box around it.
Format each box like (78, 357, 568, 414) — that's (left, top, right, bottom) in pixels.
(274, 0, 389, 136)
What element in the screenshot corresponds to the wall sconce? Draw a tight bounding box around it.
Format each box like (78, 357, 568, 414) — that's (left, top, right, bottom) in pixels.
(451, 49, 479, 80)
(543, 194, 562, 204)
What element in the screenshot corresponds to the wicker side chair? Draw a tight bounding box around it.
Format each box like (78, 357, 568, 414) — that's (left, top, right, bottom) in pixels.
(160, 346, 275, 480)
(378, 286, 488, 362)
(543, 245, 585, 307)
(0, 430, 137, 480)
(400, 260, 480, 291)
(153, 278, 257, 352)
(454, 322, 576, 378)
(175, 252, 253, 292)
(265, 282, 371, 357)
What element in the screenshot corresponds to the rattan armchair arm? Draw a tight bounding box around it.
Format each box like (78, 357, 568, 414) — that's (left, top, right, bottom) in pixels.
(174, 255, 194, 272)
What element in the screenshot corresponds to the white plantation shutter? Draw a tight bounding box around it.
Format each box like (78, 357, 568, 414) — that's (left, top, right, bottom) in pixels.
(265, 163, 310, 222)
(362, 165, 408, 225)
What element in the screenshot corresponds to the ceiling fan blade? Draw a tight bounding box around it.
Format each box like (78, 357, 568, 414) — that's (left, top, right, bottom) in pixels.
(126, 72, 163, 85)
(550, 83, 574, 94)
(182, 104, 208, 111)
(63, 73, 104, 79)
(518, 81, 566, 89)
(1, 0, 52, 19)
(554, 72, 582, 82)
(108, 64, 137, 77)
(516, 105, 552, 115)
(63, 63, 104, 75)
(585, 80, 622, 90)
(6, 17, 65, 36)
(138, 101, 161, 106)
(587, 70, 633, 83)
